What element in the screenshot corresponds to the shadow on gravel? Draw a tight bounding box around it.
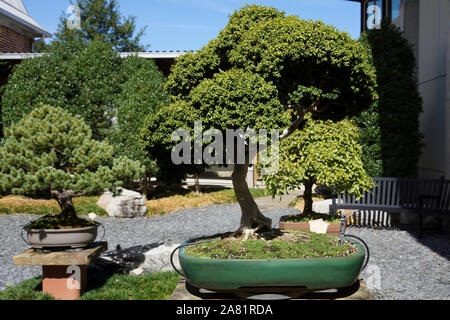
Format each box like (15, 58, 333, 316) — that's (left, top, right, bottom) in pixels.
(84, 242, 166, 293)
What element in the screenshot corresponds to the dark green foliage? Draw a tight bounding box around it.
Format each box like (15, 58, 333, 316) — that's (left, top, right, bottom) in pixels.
(1, 41, 123, 140)
(0, 105, 143, 197)
(54, 0, 147, 52)
(1, 41, 168, 188)
(355, 21, 423, 178)
(113, 56, 169, 191)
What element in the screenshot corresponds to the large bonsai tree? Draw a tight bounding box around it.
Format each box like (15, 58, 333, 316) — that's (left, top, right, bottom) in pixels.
(262, 114, 374, 215)
(141, 5, 377, 237)
(0, 106, 144, 222)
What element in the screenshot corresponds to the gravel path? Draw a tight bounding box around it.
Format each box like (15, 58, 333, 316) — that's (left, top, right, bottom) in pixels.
(1, 203, 449, 300)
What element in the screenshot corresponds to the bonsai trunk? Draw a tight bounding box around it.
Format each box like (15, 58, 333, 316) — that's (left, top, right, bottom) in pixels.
(303, 180, 314, 215)
(51, 190, 77, 221)
(232, 159, 272, 239)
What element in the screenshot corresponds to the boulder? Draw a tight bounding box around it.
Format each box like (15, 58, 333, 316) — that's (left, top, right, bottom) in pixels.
(130, 243, 181, 275)
(94, 242, 182, 275)
(97, 188, 147, 218)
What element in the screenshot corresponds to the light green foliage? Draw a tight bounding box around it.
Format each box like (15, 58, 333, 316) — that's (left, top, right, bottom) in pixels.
(54, 0, 147, 52)
(0, 106, 143, 197)
(263, 114, 374, 198)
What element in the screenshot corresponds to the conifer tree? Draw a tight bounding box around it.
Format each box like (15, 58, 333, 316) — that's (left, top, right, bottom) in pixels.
(0, 106, 144, 221)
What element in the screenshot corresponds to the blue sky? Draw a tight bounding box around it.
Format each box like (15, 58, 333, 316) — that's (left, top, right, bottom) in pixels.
(23, 0, 362, 51)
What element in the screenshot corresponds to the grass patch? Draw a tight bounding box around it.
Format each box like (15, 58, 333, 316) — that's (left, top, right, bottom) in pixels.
(0, 272, 180, 300)
(146, 188, 268, 216)
(0, 196, 107, 216)
(80, 272, 179, 300)
(0, 278, 52, 300)
(0, 188, 268, 217)
(185, 231, 358, 260)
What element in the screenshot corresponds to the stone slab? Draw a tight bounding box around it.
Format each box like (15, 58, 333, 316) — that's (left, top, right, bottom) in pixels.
(169, 278, 376, 300)
(13, 242, 107, 266)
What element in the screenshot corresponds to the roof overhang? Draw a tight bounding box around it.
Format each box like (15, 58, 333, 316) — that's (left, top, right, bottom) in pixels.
(0, 51, 189, 60)
(0, 2, 51, 38)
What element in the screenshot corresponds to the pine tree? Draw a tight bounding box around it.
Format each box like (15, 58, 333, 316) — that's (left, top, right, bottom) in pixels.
(0, 106, 144, 222)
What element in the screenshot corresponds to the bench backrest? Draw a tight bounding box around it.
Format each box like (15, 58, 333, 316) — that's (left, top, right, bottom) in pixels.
(334, 177, 450, 212)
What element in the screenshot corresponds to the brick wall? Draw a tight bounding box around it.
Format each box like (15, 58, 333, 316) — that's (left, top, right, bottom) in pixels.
(0, 25, 32, 52)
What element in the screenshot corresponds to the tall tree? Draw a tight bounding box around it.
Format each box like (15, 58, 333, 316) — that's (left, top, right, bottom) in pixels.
(54, 0, 147, 52)
(141, 5, 377, 238)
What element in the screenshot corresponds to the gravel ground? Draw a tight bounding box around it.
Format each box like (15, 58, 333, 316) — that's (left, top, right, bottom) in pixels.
(1, 204, 449, 300)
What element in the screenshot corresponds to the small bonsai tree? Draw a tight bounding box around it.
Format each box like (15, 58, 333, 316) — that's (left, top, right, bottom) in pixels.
(0, 106, 144, 224)
(262, 114, 374, 215)
(141, 5, 377, 237)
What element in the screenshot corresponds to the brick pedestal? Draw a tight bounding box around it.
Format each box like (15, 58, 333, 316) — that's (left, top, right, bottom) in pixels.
(14, 242, 107, 300)
(42, 265, 87, 300)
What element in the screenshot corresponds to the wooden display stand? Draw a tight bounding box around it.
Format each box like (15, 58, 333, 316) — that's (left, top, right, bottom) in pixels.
(13, 242, 107, 300)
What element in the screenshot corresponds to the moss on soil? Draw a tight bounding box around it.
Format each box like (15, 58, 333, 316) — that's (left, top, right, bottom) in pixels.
(26, 215, 97, 230)
(184, 230, 358, 260)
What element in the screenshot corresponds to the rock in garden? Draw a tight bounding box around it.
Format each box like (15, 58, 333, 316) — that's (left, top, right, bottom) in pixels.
(97, 188, 147, 218)
(94, 243, 182, 275)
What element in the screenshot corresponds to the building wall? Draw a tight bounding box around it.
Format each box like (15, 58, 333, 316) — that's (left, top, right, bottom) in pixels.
(416, 0, 448, 178)
(0, 25, 32, 52)
(399, 0, 449, 178)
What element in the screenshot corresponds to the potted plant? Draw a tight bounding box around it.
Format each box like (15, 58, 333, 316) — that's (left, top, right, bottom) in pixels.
(263, 115, 374, 235)
(142, 5, 377, 291)
(0, 106, 143, 249)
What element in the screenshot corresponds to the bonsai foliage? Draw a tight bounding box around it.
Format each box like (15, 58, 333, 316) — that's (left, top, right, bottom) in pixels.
(141, 5, 377, 237)
(354, 21, 423, 178)
(54, 0, 147, 52)
(0, 106, 144, 221)
(262, 114, 374, 215)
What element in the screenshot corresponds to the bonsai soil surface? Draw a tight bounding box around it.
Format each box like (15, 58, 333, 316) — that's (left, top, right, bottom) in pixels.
(184, 230, 358, 260)
(26, 215, 97, 230)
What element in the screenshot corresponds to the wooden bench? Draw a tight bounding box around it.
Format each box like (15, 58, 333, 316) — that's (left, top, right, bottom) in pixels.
(331, 177, 450, 237)
(13, 242, 107, 300)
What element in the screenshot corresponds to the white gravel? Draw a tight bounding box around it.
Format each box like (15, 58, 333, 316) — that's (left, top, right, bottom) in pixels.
(1, 205, 449, 300)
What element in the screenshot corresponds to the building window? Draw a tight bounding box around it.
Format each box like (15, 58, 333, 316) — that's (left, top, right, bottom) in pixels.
(391, 0, 401, 21)
(365, 0, 383, 30)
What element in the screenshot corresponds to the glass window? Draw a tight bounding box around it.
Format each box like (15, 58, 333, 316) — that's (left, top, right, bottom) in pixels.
(391, 0, 402, 21)
(365, 0, 383, 30)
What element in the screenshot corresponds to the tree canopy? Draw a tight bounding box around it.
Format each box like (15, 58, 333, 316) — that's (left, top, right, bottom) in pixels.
(262, 114, 374, 214)
(54, 0, 147, 52)
(140, 5, 378, 236)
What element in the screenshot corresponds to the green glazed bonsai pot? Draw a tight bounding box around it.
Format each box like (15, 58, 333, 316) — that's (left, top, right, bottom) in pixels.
(179, 237, 366, 292)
